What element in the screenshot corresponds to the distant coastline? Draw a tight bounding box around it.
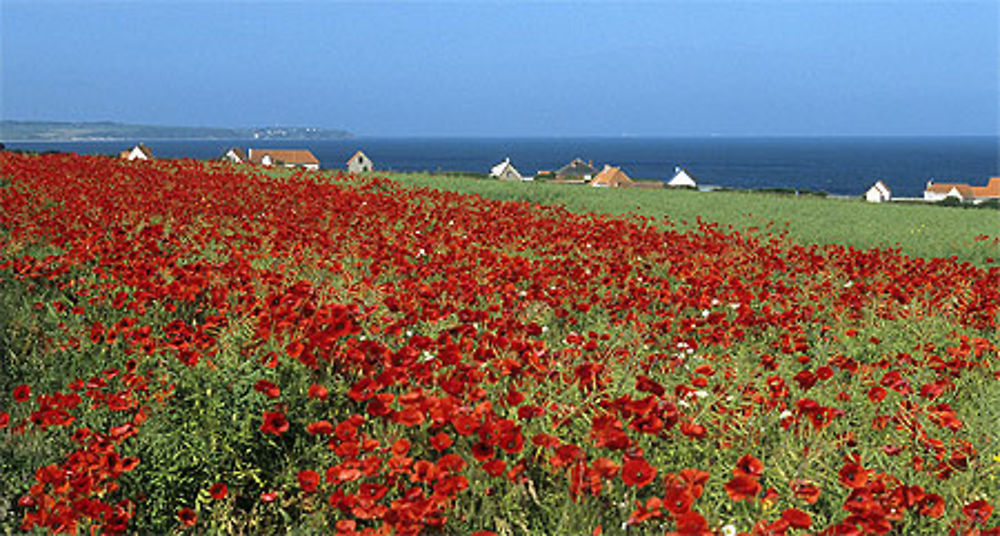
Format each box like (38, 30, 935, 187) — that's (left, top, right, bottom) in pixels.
(0, 120, 353, 142)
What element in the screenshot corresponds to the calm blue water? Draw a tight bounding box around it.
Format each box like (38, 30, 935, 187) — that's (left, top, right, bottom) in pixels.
(6, 136, 998, 198)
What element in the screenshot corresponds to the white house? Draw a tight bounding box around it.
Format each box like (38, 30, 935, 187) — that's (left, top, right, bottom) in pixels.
(247, 149, 320, 170)
(347, 150, 374, 173)
(865, 180, 891, 203)
(924, 178, 1000, 203)
(667, 166, 697, 187)
(119, 144, 153, 161)
(220, 147, 248, 164)
(490, 158, 524, 181)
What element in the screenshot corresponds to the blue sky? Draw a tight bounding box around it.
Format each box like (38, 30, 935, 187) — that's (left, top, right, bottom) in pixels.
(2, 1, 997, 136)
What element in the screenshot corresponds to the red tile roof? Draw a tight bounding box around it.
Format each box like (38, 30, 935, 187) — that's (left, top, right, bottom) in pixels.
(248, 149, 319, 166)
(971, 177, 1000, 199)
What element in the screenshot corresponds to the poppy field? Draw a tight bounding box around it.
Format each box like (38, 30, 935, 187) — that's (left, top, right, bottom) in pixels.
(1, 152, 999, 535)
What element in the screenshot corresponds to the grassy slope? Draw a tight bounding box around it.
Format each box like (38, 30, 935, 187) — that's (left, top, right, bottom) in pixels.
(378, 172, 1000, 265)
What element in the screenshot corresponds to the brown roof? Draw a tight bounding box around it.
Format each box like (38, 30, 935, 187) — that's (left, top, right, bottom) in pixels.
(971, 177, 1000, 199)
(248, 149, 319, 166)
(926, 182, 975, 198)
(119, 143, 153, 160)
(221, 147, 248, 162)
(590, 166, 634, 187)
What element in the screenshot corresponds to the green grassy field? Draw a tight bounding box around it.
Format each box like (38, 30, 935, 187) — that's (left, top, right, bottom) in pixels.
(379, 172, 999, 265)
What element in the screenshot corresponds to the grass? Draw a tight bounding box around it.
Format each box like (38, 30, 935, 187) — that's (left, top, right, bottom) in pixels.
(379, 172, 1000, 266)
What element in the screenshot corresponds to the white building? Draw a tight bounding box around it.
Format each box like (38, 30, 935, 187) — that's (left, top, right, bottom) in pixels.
(119, 144, 153, 161)
(864, 180, 891, 203)
(667, 166, 697, 187)
(347, 150, 374, 173)
(490, 158, 524, 181)
(220, 147, 248, 164)
(247, 149, 320, 170)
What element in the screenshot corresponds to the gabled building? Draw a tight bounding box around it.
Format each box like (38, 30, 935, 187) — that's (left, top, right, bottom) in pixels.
(865, 180, 891, 203)
(347, 150, 374, 173)
(667, 166, 697, 187)
(248, 149, 320, 170)
(590, 165, 634, 188)
(490, 158, 523, 181)
(120, 143, 153, 161)
(556, 158, 598, 180)
(220, 147, 248, 164)
(924, 180, 978, 202)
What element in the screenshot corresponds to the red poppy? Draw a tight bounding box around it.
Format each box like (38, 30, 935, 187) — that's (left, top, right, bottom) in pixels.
(254, 379, 281, 399)
(482, 459, 506, 477)
(781, 507, 811, 529)
(734, 454, 763, 479)
(209, 483, 227, 500)
(260, 491, 278, 503)
(260, 411, 289, 435)
(838, 463, 869, 489)
(308, 383, 329, 400)
(673, 510, 708, 535)
(13, 384, 31, 403)
(679, 421, 706, 439)
(724, 474, 761, 502)
(791, 479, 821, 504)
(307, 420, 334, 435)
(621, 457, 656, 488)
(298, 469, 321, 492)
(177, 507, 196, 527)
(430, 431, 454, 451)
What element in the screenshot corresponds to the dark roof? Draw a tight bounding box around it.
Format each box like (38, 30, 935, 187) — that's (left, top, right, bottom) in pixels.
(556, 158, 597, 178)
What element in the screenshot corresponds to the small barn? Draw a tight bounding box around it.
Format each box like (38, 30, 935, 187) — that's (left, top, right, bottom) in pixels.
(347, 150, 373, 173)
(591, 165, 634, 188)
(865, 180, 891, 203)
(220, 147, 248, 164)
(490, 158, 523, 181)
(248, 149, 320, 170)
(120, 143, 153, 161)
(556, 158, 598, 180)
(667, 166, 697, 187)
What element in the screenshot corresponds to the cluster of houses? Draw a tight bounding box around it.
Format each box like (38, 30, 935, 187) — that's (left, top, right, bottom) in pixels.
(864, 177, 1000, 205)
(118, 143, 997, 203)
(118, 143, 374, 173)
(489, 157, 699, 189)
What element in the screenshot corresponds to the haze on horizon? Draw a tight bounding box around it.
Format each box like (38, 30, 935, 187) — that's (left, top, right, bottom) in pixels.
(2, 1, 998, 138)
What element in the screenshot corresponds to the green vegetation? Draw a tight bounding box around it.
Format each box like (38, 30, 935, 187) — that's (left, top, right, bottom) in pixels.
(381, 172, 1000, 266)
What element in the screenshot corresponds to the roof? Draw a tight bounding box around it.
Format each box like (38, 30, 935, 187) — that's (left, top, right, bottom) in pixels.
(590, 165, 633, 187)
(120, 143, 153, 159)
(222, 147, 248, 162)
(926, 182, 975, 198)
(490, 158, 522, 178)
(668, 167, 697, 186)
(347, 150, 370, 164)
(248, 149, 319, 166)
(556, 158, 597, 178)
(869, 180, 891, 196)
(971, 177, 1000, 199)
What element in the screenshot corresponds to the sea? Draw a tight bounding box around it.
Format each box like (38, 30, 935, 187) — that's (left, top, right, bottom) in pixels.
(5, 136, 999, 198)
